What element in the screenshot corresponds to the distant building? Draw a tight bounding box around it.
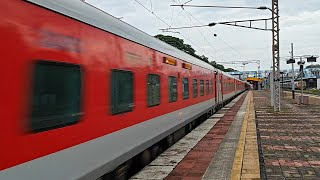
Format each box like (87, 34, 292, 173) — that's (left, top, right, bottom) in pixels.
(228, 67, 320, 89)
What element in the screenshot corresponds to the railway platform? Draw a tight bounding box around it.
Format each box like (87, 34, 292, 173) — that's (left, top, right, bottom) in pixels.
(131, 90, 320, 180)
(256, 91, 320, 179)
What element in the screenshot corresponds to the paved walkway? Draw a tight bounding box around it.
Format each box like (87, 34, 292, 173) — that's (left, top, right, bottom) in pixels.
(254, 91, 320, 180)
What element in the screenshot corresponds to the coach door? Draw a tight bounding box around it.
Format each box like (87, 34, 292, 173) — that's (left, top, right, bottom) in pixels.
(234, 79, 236, 96)
(219, 74, 223, 102)
(215, 72, 222, 104)
(214, 72, 218, 104)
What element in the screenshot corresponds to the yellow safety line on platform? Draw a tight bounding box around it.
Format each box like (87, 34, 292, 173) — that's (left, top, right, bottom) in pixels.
(241, 92, 260, 179)
(230, 91, 260, 180)
(229, 93, 250, 180)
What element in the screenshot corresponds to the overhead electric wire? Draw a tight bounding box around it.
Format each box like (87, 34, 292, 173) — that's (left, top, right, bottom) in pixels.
(161, 24, 210, 30)
(133, 0, 217, 61)
(183, 0, 193, 5)
(183, 8, 249, 61)
(313, 47, 320, 56)
(170, 0, 225, 61)
(177, 6, 224, 61)
(149, 0, 153, 12)
(170, 4, 270, 11)
(134, 0, 171, 27)
(171, 0, 247, 62)
(170, 9, 187, 27)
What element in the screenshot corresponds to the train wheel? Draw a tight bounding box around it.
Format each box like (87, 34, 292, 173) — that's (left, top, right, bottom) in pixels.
(166, 135, 174, 147)
(151, 145, 160, 159)
(191, 121, 196, 128)
(188, 123, 193, 132)
(174, 128, 185, 142)
(113, 163, 129, 180)
(101, 162, 129, 180)
(184, 123, 191, 134)
(140, 149, 152, 167)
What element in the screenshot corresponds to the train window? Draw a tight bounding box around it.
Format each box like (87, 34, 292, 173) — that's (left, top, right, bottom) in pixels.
(111, 70, 134, 115)
(206, 80, 209, 95)
(147, 74, 160, 107)
(192, 79, 198, 98)
(200, 80, 204, 96)
(210, 80, 213, 94)
(31, 61, 82, 133)
(182, 78, 189, 99)
(168, 76, 177, 102)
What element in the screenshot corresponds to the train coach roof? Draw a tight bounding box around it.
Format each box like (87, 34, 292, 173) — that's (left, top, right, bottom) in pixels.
(25, 0, 236, 75)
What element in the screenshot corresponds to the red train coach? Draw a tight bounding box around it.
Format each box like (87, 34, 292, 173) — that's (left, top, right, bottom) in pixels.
(0, 0, 247, 179)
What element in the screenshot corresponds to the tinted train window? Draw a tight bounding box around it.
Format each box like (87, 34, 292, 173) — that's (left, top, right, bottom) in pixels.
(111, 70, 133, 114)
(147, 74, 160, 107)
(192, 79, 198, 98)
(182, 78, 189, 99)
(206, 80, 209, 95)
(210, 80, 213, 94)
(31, 61, 82, 132)
(200, 80, 204, 96)
(168, 76, 177, 102)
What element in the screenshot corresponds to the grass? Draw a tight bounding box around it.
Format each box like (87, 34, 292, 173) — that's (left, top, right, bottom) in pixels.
(307, 89, 320, 95)
(288, 89, 320, 96)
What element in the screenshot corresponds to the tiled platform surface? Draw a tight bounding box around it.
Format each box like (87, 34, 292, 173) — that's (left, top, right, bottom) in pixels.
(254, 91, 320, 180)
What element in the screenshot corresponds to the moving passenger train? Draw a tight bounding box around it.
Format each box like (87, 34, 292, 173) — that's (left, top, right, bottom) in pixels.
(0, 0, 248, 179)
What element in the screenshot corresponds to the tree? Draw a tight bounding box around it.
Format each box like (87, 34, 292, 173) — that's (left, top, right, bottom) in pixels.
(155, 34, 232, 72)
(210, 61, 225, 71)
(154, 34, 196, 56)
(225, 68, 238, 72)
(199, 55, 209, 63)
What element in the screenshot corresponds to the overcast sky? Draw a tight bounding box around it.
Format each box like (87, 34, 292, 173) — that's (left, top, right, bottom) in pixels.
(86, 0, 320, 71)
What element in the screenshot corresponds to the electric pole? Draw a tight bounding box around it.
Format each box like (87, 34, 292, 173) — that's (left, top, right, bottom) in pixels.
(291, 43, 295, 99)
(298, 57, 305, 104)
(271, 0, 280, 111)
(270, 68, 274, 106)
